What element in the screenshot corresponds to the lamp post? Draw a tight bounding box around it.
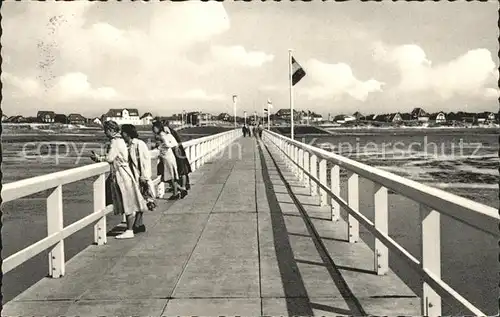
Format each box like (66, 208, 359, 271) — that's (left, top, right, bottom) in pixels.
(254, 111, 257, 124)
(244, 111, 247, 125)
(267, 99, 273, 130)
(232, 95, 238, 128)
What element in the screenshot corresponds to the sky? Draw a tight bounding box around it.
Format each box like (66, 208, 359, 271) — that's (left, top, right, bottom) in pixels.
(1, 1, 499, 118)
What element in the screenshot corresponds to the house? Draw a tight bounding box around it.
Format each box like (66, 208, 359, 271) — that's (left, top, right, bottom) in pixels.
(388, 113, 403, 123)
(364, 114, 376, 121)
(217, 113, 231, 121)
(429, 112, 446, 124)
(198, 112, 213, 126)
(140, 112, 154, 125)
(486, 112, 496, 123)
(353, 111, 363, 121)
(54, 114, 68, 124)
(68, 113, 87, 125)
(91, 117, 102, 125)
(7, 115, 28, 123)
(311, 113, 323, 122)
(299, 111, 312, 123)
(400, 113, 412, 121)
(37, 111, 56, 123)
(102, 108, 141, 125)
(333, 114, 356, 123)
(275, 109, 300, 120)
(477, 112, 496, 124)
(411, 107, 429, 122)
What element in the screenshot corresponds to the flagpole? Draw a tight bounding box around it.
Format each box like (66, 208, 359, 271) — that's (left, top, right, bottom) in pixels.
(232, 95, 237, 128)
(288, 49, 294, 140)
(267, 107, 270, 130)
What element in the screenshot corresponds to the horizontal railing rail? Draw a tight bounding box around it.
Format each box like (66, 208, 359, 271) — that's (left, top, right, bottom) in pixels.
(2, 129, 242, 276)
(263, 129, 496, 317)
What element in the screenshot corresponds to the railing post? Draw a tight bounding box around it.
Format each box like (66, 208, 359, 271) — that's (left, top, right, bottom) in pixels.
(303, 151, 310, 188)
(195, 143, 201, 169)
(319, 159, 327, 206)
(420, 204, 442, 317)
(292, 145, 296, 178)
(189, 145, 196, 172)
(201, 142, 206, 165)
(93, 173, 107, 246)
(47, 185, 65, 278)
(288, 144, 293, 170)
(374, 183, 388, 275)
(297, 148, 303, 180)
(330, 165, 340, 222)
(310, 154, 318, 196)
(347, 172, 359, 243)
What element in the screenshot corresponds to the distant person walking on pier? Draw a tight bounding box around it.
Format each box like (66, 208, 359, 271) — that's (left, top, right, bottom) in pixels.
(166, 121, 192, 194)
(121, 124, 156, 234)
(90, 120, 148, 239)
(256, 123, 263, 138)
(153, 121, 187, 200)
(242, 125, 248, 137)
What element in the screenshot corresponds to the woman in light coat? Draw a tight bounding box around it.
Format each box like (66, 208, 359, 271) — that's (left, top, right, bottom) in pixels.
(152, 120, 187, 200)
(90, 120, 148, 239)
(121, 124, 156, 234)
(165, 121, 192, 193)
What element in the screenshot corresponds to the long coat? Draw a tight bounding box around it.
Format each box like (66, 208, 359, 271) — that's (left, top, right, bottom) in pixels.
(99, 135, 148, 216)
(157, 131, 179, 182)
(128, 138, 156, 207)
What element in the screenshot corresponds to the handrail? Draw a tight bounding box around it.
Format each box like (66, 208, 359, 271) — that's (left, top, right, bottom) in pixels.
(3, 128, 235, 203)
(263, 129, 494, 317)
(2, 128, 242, 276)
(264, 130, 498, 237)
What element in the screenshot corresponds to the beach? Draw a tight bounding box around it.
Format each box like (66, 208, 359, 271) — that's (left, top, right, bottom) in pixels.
(2, 127, 498, 314)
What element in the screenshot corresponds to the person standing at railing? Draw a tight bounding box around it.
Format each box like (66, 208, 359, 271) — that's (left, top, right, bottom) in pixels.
(90, 120, 148, 239)
(152, 121, 187, 200)
(165, 121, 192, 193)
(121, 124, 156, 234)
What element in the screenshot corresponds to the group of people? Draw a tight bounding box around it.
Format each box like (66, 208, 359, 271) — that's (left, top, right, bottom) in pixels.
(90, 119, 192, 239)
(242, 123, 263, 138)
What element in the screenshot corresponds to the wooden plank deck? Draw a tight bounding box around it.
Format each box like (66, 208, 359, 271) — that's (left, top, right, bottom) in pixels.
(3, 137, 419, 316)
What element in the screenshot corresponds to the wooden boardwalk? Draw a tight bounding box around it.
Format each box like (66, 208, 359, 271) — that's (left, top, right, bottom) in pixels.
(3, 137, 419, 316)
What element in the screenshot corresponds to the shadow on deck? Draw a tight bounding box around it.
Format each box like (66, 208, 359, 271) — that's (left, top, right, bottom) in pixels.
(3, 137, 419, 316)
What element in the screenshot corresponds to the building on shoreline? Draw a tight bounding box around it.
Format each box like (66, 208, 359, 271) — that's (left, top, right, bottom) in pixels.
(102, 108, 141, 125)
(68, 114, 87, 125)
(140, 112, 154, 125)
(37, 111, 56, 123)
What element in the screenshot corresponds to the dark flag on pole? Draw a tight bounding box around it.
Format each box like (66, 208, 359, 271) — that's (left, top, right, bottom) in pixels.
(291, 57, 306, 86)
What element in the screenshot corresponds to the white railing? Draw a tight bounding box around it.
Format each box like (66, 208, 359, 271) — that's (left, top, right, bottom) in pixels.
(1, 129, 242, 277)
(263, 130, 498, 317)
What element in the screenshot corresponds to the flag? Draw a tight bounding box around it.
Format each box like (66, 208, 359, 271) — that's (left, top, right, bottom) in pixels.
(291, 57, 306, 86)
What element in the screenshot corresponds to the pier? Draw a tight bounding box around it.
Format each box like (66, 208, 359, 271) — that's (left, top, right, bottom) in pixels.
(2, 129, 497, 316)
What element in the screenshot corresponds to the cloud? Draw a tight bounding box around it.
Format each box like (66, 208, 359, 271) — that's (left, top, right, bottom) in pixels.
(1, 1, 232, 114)
(373, 42, 498, 100)
(2, 71, 120, 102)
(211, 45, 274, 67)
(303, 59, 384, 101)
